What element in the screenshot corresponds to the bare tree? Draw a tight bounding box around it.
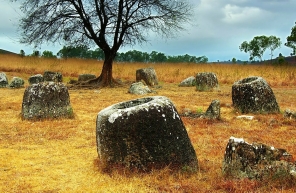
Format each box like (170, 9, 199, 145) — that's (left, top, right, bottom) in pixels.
(16, 0, 194, 87)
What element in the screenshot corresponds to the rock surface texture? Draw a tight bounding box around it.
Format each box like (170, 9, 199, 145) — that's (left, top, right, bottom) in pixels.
(43, 71, 63, 82)
(22, 82, 73, 120)
(178, 76, 196, 87)
(136, 68, 158, 86)
(128, 82, 151, 95)
(195, 72, 218, 91)
(232, 76, 280, 114)
(222, 136, 296, 180)
(96, 96, 198, 171)
(0, 72, 8, 88)
(9, 77, 24, 88)
(28, 74, 44, 85)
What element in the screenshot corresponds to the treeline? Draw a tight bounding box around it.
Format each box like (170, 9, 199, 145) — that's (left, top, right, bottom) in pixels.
(24, 45, 208, 64)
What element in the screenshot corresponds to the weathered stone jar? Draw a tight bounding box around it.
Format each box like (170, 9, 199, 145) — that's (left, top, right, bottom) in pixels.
(96, 96, 198, 171)
(21, 82, 73, 120)
(195, 72, 218, 91)
(0, 72, 8, 88)
(232, 76, 280, 114)
(43, 71, 63, 82)
(136, 67, 158, 86)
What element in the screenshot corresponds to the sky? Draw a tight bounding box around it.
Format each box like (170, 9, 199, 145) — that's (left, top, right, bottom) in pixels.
(0, 0, 295, 62)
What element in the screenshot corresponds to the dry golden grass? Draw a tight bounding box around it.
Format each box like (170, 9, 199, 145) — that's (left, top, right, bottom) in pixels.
(0, 54, 296, 192)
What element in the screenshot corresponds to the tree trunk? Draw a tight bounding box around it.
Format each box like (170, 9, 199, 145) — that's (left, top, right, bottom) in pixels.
(97, 58, 114, 86)
(71, 50, 120, 89)
(88, 51, 119, 87)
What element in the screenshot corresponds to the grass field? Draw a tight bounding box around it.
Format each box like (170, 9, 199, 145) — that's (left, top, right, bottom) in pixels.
(0, 54, 296, 192)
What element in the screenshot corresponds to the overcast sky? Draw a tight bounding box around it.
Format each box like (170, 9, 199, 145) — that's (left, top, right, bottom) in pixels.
(0, 0, 295, 62)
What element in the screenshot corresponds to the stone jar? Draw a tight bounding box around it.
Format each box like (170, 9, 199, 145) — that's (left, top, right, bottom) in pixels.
(96, 96, 198, 171)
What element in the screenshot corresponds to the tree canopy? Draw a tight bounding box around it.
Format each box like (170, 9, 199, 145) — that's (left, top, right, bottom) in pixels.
(239, 35, 281, 62)
(16, 0, 194, 87)
(285, 22, 296, 57)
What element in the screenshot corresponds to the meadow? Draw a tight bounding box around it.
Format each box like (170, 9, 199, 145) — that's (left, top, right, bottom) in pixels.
(0, 54, 296, 192)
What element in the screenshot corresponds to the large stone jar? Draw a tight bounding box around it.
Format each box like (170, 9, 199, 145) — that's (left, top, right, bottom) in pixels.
(195, 72, 218, 91)
(21, 82, 73, 120)
(96, 96, 198, 171)
(232, 76, 280, 114)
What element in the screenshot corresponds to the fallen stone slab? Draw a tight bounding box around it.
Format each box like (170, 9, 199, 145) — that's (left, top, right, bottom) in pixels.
(78, 74, 96, 82)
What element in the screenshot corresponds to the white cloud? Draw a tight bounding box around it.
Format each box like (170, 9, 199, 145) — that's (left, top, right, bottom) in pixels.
(222, 4, 266, 25)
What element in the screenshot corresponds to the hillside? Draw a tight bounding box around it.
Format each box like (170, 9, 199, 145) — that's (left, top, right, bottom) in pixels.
(0, 49, 18, 55)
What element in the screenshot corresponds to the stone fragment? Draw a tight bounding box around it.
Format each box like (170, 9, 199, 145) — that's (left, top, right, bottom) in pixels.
(178, 76, 196, 87)
(9, 77, 24, 88)
(232, 76, 280, 114)
(0, 72, 8, 88)
(204, 100, 220, 119)
(78, 74, 96, 82)
(236, 115, 254, 120)
(43, 71, 63, 82)
(28, 74, 44, 85)
(96, 96, 198, 171)
(136, 67, 158, 86)
(222, 136, 296, 180)
(284, 109, 296, 119)
(195, 72, 218, 91)
(128, 82, 151, 95)
(21, 82, 73, 120)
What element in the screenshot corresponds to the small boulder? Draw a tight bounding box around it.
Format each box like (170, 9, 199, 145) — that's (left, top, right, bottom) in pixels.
(21, 82, 73, 120)
(28, 74, 44, 85)
(136, 67, 158, 86)
(78, 74, 96, 82)
(284, 109, 296, 119)
(195, 72, 218, 91)
(204, 100, 220, 119)
(0, 72, 8, 88)
(179, 76, 196, 87)
(43, 71, 63, 82)
(236, 115, 254, 120)
(96, 96, 198, 171)
(232, 76, 280, 114)
(222, 136, 296, 180)
(128, 82, 151, 95)
(9, 77, 24, 88)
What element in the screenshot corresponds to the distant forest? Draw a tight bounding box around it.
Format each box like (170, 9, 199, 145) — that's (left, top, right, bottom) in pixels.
(17, 46, 209, 64)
